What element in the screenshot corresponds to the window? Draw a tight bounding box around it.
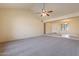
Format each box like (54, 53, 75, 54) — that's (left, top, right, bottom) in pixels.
(61, 23, 69, 32)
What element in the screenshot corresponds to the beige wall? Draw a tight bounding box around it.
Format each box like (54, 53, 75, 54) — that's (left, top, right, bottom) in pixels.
(52, 21, 61, 33)
(46, 22, 52, 34)
(46, 17, 79, 35)
(0, 8, 43, 42)
(67, 17, 79, 34)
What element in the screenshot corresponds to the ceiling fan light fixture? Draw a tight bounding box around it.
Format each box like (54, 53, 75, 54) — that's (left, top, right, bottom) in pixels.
(35, 3, 53, 17)
(42, 13, 47, 16)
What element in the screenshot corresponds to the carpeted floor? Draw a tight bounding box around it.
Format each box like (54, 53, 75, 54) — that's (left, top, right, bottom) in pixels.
(0, 35, 79, 56)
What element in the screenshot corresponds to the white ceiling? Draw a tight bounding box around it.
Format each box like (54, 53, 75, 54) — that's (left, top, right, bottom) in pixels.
(31, 3, 79, 20)
(0, 3, 79, 21)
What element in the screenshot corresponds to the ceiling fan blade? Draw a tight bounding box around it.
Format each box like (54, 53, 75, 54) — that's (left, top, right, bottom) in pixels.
(47, 14, 50, 16)
(47, 10, 53, 13)
(41, 14, 43, 16)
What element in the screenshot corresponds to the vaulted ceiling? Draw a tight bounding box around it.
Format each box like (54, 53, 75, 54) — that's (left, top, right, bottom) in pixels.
(0, 3, 79, 22)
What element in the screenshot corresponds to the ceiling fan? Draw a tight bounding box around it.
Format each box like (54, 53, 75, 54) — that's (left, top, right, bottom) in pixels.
(36, 3, 53, 17)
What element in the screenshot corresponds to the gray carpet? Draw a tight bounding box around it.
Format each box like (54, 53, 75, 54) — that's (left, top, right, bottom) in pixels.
(0, 35, 79, 56)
